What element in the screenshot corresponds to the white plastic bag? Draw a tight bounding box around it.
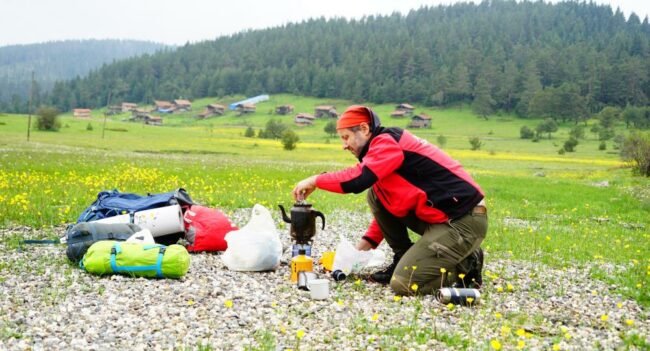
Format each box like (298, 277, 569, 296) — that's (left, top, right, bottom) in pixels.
(332, 234, 385, 274)
(125, 229, 155, 244)
(221, 204, 282, 271)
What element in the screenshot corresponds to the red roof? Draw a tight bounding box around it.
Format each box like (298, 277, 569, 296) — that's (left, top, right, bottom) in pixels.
(73, 109, 91, 113)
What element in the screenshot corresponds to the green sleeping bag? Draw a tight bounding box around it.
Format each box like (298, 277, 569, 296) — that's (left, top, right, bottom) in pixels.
(80, 241, 190, 279)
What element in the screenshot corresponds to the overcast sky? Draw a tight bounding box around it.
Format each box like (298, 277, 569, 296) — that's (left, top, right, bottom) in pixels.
(1, 0, 648, 47)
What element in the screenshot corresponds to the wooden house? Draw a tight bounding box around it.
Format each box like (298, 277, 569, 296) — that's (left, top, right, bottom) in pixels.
(173, 99, 192, 113)
(132, 108, 150, 118)
(121, 102, 138, 112)
(275, 105, 294, 115)
(236, 103, 256, 115)
(390, 110, 407, 118)
(294, 113, 316, 126)
(154, 100, 174, 113)
(73, 109, 92, 119)
(197, 104, 226, 119)
(315, 105, 338, 118)
(145, 116, 163, 126)
(407, 114, 432, 128)
(106, 106, 122, 115)
(396, 103, 415, 115)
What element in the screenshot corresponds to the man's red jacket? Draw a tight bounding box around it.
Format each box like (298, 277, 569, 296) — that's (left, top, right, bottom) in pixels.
(316, 127, 484, 247)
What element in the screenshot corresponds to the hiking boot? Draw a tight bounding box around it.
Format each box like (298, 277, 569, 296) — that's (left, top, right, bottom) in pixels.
(454, 248, 484, 289)
(369, 258, 398, 285)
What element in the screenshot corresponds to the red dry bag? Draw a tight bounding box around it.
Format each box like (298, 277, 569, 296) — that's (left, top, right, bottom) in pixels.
(183, 205, 238, 252)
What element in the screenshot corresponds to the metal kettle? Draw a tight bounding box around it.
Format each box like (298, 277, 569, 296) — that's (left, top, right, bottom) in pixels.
(278, 202, 325, 244)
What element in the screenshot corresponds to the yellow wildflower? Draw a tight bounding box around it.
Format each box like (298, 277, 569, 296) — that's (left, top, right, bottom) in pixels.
(517, 340, 525, 350)
(224, 300, 233, 308)
(411, 283, 419, 292)
(552, 344, 561, 351)
(296, 329, 305, 340)
(600, 314, 608, 322)
(490, 339, 502, 350)
(494, 312, 502, 319)
(440, 267, 447, 273)
(458, 273, 466, 279)
(516, 328, 526, 336)
(625, 319, 634, 326)
(393, 295, 402, 302)
(371, 313, 379, 321)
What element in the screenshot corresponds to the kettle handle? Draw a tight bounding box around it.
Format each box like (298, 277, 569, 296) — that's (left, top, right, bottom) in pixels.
(313, 210, 325, 230)
(278, 205, 292, 223)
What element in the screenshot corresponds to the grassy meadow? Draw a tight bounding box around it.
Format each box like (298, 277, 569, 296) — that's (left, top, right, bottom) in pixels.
(0, 95, 648, 310)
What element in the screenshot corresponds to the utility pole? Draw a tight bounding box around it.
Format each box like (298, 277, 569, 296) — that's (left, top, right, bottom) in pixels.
(26, 71, 34, 141)
(102, 91, 112, 139)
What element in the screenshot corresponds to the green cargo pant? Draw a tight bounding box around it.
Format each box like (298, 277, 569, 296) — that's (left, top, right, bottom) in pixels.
(367, 189, 487, 295)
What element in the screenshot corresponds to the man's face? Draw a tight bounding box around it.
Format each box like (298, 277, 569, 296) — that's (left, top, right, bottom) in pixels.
(338, 123, 371, 158)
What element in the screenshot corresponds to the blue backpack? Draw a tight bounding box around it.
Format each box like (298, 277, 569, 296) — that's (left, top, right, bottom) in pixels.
(77, 188, 194, 223)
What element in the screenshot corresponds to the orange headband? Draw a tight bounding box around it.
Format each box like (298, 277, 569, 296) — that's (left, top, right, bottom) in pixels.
(336, 105, 370, 130)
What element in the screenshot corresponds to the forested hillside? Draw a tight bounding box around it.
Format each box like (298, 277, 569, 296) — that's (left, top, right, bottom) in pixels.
(0, 40, 169, 109)
(33, 1, 650, 120)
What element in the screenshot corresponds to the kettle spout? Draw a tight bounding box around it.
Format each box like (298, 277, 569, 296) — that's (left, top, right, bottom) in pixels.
(278, 205, 292, 223)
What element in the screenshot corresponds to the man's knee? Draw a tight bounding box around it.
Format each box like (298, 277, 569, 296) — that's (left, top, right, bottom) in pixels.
(389, 274, 412, 296)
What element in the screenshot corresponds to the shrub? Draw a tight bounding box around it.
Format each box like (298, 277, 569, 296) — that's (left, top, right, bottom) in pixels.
(281, 130, 300, 150)
(621, 132, 650, 176)
(35, 106, 61, 131)
(436, 134, 447, 147)
(260, 119, 287, 139)
(558, 148, 566, 155)
(520, 126, 534, 139)
(599, 141, 606, 150)
(86, 123, 93, 131)
(324, 121, 337, 137)
(469, 137, 482, 150)
(563, 137, 578, 152)
(244, 126, 255, 137)
(599, 128, 615, 141)
(536, 118, 558, 139)
(569, 125, 585, 139)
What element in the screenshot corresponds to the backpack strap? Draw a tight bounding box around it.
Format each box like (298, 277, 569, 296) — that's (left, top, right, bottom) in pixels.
(110, 243, 167, 278)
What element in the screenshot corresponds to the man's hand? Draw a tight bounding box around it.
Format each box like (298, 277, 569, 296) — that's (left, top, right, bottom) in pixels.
(292, 175, 318, 201)
(355, 238, 373, 251)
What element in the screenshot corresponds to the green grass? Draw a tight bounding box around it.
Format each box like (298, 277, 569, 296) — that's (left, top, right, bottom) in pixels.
(0, 95, 648, 307)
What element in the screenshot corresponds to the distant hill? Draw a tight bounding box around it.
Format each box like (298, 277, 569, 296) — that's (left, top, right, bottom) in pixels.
(0, 39, 171, 106)
(10, 1, 650, 120)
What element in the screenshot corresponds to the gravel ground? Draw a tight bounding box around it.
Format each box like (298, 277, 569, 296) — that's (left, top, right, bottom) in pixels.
(0, 208, 648, 350)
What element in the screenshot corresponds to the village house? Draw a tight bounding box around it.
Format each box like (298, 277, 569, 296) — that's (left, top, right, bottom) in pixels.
(121, 102, 138, 113)
(275, 105, 294, 115)
(390, 110, 407, 118)
(314, 105, 338, 118)
(407, 114, 432, 128)
(235, 103, 256, 115)
(197, 103, 226, 119)
(294, 113, 316, 126)
(73, 108, 92, 119)
(106, 106, 122, 115)
(145, 116, 163, 126)
(396, 103, 415, 115)
(131, 108, 150, 119)
(154, 100, 174, 113)
(173, 99, 192, 113)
